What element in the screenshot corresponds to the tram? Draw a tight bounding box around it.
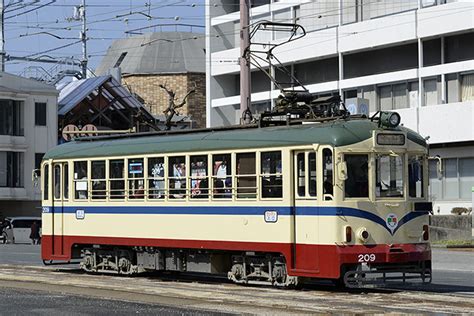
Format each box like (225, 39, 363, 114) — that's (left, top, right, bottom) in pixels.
(40, 97, 432, 288)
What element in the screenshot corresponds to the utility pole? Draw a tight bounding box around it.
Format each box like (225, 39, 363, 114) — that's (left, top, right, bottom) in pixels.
(239, 0, 251, 124)
(0, 0, 5, 72)
(80, 0, 87, 78)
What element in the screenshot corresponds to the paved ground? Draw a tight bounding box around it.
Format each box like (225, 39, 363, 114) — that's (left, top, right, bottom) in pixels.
(0, 244, 472, 314)
(0, 286, 229, 316)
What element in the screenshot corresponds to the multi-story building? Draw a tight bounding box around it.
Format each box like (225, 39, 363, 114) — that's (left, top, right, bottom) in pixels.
(206, 0, 474, 214)
(96, 31, 207, 128)
(0, 72, 58, 218)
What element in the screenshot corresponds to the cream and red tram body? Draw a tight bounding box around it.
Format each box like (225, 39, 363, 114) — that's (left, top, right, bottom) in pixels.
(41, 118, 432, 287)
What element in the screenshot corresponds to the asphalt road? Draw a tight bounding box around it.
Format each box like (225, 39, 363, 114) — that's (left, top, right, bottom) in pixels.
(0, 286, 229, 316)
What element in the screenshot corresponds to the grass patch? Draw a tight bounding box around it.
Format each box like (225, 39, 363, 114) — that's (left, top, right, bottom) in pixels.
(432, 239, 473, 246)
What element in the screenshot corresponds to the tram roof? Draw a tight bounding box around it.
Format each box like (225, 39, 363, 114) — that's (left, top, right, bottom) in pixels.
(45, 120, 426, 160)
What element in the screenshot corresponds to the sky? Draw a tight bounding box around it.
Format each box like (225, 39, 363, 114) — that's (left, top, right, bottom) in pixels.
(4, 0, 206, 77)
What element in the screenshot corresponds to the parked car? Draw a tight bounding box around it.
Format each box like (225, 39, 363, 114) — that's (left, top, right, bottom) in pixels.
(2, 217, 42, 244)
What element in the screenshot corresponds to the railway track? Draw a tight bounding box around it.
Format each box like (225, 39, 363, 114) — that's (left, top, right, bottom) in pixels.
(0, 264, 472, 314)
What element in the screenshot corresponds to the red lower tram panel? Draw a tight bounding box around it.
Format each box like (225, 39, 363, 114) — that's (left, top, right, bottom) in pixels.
(42, 235, 431, 284)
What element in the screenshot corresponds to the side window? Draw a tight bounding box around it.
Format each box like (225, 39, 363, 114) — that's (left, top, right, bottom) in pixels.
(128, 158, 144, 199)
(63, 163, 69, 200)
(74, 161, 88, 199)
(148, 157, 165, 199)
(43, 163, 49, 200)
(212, 154, 232, 199)
(53, 165, 61, 199)
(91, 160, 106, 200)
(109, 159, 125, 200)
(169, 156, 186, 199)
(308, 152, 317, 197)
(345, 154, 369, 198)
(261, 151, 282, 198)
(236, 152, 256, 199)
(296, 153, 305, 197)
(409, 155, 424, 198)
(323, 148, 334, 199)
(190, 155, 208, 199)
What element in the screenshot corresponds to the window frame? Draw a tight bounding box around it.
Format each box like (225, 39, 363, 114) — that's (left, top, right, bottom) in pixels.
(260, 150, 283, 199)
(343, 153, 370, 200)
(34, 102, 47, 126)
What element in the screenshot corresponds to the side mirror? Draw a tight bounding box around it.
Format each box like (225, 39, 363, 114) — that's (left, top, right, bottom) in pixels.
(338, 161, 348, 181)
(32, 169, 40, 187)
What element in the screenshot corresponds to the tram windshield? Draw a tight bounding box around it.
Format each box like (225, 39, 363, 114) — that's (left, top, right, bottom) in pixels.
(376, 154, 404, 198)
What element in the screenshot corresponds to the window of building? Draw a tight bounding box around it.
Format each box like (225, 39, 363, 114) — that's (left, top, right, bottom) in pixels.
(261, 151, 282, 198)
(409, 155, 424, 198)
(0, 152, 24, 188)
(459, 158, 474, 199)
(344, 44, 418, 79)
(424, 78, 440, 106)
(148, 157, 165, 199)
(35, 153, 44, 170)
(74, 161, 88, 199)
(378, 83, 413, 110)
(190, 155, 208, 199)
(0, 100, 24, 136)
(109, 159, 125, 199)
(429, 157, 474, 201)
(461, 73, 474, 102)
(236, 152, 256, 199)
(212, 154, 232, 199)
(169, 156, 186, 199)
(91, 160, 106, 199)
(345, 154, 369, 198)
(128, 158, 144, 199)
(35, 102, 47, 126)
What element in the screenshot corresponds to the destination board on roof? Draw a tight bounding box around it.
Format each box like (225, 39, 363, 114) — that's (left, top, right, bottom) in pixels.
(377, 133, 405, 146)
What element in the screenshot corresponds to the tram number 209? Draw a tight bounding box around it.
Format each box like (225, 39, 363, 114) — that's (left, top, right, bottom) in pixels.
(358, 254, 376, 262)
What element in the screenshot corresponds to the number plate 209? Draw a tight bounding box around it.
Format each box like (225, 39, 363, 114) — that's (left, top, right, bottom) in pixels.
(358, 254, 376, 262)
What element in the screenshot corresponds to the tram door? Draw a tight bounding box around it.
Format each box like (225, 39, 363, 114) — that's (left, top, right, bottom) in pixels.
(292, 151, 319, 272)
(51, 162, 68, 256)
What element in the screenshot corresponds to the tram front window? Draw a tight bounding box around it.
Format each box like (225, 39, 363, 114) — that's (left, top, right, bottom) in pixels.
(376, 154, 404, 198)
(344, 154, 369, 198)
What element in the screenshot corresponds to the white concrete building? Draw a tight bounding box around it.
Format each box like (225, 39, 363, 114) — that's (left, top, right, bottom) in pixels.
(0, 72, 58, 218)
(206, 0, 474, 214)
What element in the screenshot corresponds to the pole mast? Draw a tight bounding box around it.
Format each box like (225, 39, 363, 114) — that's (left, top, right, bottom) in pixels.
(81, 0, 87, 78)
(239, 0, 251, 124)
(0, 0, 5, 72)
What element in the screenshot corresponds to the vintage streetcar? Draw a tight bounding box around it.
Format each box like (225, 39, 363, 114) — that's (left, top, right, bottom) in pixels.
(40, 97, 432, 288)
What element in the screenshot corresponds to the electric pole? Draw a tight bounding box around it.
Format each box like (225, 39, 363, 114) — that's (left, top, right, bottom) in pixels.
(80, 0, 87, 78)
(0, 0, 5, 72)
(239, 0, 251, 124)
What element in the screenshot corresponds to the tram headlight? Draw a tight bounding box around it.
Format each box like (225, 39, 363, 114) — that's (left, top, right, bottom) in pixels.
(380, 111, 401, 129)
(357, 227, 370, 243)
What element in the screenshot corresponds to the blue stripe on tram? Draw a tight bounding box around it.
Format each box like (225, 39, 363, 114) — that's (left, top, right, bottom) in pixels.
(46, 205, 428, 235)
